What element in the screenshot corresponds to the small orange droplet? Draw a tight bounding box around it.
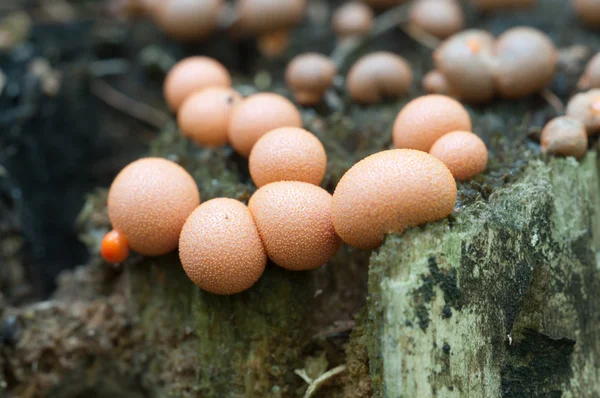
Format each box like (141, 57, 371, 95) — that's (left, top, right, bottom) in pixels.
(101, 229, 130, 263)
(466, 38, 481, 54)
(257, 30, 289, 58)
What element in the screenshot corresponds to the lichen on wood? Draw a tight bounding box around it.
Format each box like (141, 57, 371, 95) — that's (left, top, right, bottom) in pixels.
(367, 153, 600, 397)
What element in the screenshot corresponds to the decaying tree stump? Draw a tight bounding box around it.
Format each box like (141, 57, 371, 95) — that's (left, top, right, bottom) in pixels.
(1, 0, 600, 397)
(1, 140, 598, 398)
(366, 155, 600, 397)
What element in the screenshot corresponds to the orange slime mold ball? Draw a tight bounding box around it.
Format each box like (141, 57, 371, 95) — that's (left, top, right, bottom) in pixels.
(179, 198, 267, 295)
(107, 157, 200, 257)
(393, 94, 472, 152)
(429, 131, 488, 181)
(101, 229, 130, 263)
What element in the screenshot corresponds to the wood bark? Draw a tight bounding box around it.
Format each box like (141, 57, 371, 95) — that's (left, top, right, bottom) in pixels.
(366, 155, 600, 397)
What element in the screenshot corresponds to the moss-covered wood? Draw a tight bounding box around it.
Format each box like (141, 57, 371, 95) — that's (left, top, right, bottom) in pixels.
(2, 1, 600, 397)
(366, 153, 600, 397)
(130, 253, 314, 398)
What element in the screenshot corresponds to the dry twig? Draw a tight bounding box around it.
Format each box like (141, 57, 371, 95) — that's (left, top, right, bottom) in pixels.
(90, 78, 169, 129)
(330, 4, 410, 68)
(540, 88, 564, 115)
(302, 365, 347, 398)
(402, 23, 441, 50)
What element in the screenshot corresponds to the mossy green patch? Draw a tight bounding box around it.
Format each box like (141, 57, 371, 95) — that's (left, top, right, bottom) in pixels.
(131, 257, 312, 398)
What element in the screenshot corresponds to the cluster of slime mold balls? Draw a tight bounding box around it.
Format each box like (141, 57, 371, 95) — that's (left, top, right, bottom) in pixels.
(99, 13, 600, 294)
(101, 55, 488, 295)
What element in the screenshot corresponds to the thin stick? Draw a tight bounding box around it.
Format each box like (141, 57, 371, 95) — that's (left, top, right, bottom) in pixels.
(540, 88, 564, 115)
(331, 4, 410, 68)
(0, 68, 6, 97)
(303, 365, 347, 398)
(323, 89, 345, 111)
(89, 59, 129, 77)
(90, 78, 170, 129)
(294, 369, 313, 384)
(402, 23, 441, 50)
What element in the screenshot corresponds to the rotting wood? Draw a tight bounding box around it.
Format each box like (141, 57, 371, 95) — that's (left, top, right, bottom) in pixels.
(366, 154, 600, 397)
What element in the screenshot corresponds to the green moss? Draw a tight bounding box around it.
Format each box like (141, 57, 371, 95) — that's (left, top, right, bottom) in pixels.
(340, 308, 373, 398)
(149, 125, 255, 202)
(130, 256, 313, 398)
